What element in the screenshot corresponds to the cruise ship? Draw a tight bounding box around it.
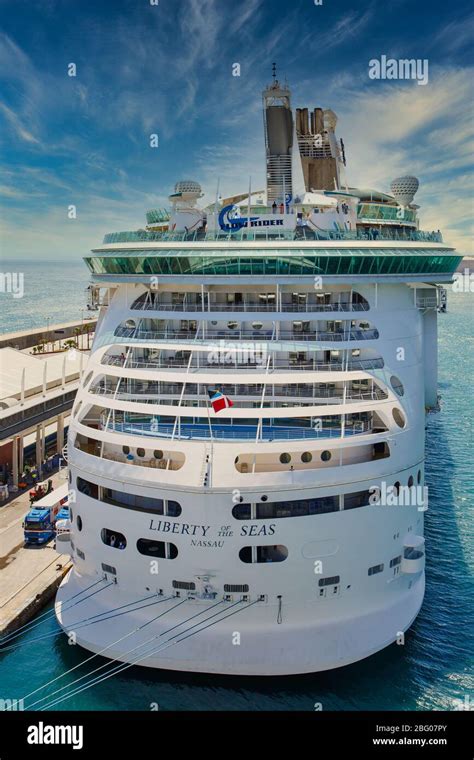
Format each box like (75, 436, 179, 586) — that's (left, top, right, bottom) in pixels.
(55, 74, 461, 675)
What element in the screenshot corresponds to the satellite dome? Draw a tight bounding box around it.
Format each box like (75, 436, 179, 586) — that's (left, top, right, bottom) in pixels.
(390, 176, 419, 206)
(174, 180, 202, 196)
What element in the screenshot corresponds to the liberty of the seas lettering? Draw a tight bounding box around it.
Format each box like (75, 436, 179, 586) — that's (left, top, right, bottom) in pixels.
(149, 519, 210, 537)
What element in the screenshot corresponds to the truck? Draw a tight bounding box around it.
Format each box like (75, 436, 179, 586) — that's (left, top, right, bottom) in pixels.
(23, 483, 69, 546)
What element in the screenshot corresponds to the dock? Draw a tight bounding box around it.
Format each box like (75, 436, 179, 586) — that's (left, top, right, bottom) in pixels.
(0, 469, 72, 638)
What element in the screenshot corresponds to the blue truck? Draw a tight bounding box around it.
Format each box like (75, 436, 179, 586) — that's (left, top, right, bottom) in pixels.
(23, 483, 69, 546)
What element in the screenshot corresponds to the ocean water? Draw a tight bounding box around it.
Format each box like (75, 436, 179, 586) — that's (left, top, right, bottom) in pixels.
(0, 280, 472, 711)
(0, 259, 91, 333)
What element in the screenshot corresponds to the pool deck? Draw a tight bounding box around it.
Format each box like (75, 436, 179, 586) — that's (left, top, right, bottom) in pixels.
(0, 470, 72, 638)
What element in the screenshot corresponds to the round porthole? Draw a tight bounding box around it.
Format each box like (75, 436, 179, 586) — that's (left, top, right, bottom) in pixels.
(252, 321, 263, 330)
(392, 408, 406, 428)
(137, 448, 145, 458)
(261, 495, 268, 502)
(122, 446, 130, 455)
(321, 450, 331, 462)
(279, 453, 291, 464)
(390, 375, 404, 397)
(301, 451, 312, 463)
(77, 515, 83, 532)
(154, 450, 163, 460)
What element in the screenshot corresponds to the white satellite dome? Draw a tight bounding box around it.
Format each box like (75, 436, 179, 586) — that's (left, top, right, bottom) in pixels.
(174, 180, 202, 196)
(390, 176, 419, 206)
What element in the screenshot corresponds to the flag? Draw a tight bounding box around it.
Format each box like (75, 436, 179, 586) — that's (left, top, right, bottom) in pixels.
(208, 388, 233, 413)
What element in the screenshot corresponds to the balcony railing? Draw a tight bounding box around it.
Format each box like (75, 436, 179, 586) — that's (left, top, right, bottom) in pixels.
(90, 385, 387, 404)
(105, 420, 372, 441)
(101, 354, 384, 372)
(114, 327, 379, 342)
(102, 227, 443, 244)
(132, 299, 370, 314)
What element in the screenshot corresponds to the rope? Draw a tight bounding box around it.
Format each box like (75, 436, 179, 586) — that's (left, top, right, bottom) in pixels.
(17, 595, 174, 707)
(0, 578, 106, 645)
(39, 599, 261, 711)
(25, 598, 187, 711)
(0, 582, 116, 652)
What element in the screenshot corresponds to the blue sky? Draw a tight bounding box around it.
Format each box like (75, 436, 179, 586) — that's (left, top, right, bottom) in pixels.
(0, 0, 473, 259)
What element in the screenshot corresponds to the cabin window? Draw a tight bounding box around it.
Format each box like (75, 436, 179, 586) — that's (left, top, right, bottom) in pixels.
(239, 545, 288, 563)
(76, 515, 83, 531)
(101, 528, 126, 549)
(137, 539, 178, 559)
(321, 450, 331, 462)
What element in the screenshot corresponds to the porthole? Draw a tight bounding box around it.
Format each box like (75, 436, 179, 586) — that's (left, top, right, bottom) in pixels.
(392, 408, 406, 428)
(321, 450, 331, 462)
(417, 470, 422, 485)
(76, 515, 83, 532)
(252, 321, 263, 330)
(301, 452, 312, 463)
(408, 475, 414, 488)
(137, 448, 145, 458)
(227, 321, 238, 330)
(122, 445, 130, 455)
(279, 453, 291, 464)
(154, 450, 163, 460)
(261, 495, 268, 502)
(390, 376, 404, 397)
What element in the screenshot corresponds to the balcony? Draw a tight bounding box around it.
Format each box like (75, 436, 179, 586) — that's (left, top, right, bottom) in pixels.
(90, 381, 388, 405)
(101, 353, 385, 372)
(131, 295, 370, 314)
(106, 420, 373, 442)
(113, 326, 379, 343)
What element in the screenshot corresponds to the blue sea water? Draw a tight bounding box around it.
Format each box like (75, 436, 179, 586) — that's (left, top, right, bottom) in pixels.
(0, 280, 472, 711)
(0, 259, 91, 333)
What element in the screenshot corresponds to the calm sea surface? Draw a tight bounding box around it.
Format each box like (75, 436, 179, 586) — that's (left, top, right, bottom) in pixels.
(0, 265, 472, 710)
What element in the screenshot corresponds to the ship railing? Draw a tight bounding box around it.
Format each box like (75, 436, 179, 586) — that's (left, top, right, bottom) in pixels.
(102, 228, 443, 244)
(100, 355, 384, 372)
(116, 328, 379, 342)
(91, 387, 388, 405)
(131, 300, 370, 313)
(105, 421, 372, 441)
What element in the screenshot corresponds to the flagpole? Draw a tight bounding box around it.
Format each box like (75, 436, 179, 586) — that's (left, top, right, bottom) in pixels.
(206, 391, 213, 441)
(247, 176, 251, 230)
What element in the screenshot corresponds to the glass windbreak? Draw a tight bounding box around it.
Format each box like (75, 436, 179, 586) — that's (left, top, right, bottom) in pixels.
(85, 252, 461, 277)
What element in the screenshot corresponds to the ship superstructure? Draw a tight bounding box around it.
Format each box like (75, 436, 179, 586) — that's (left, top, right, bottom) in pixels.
(55, 74, 461, 675)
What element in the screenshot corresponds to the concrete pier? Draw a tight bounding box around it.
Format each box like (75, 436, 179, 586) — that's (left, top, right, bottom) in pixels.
(0, 470, 72, 638)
